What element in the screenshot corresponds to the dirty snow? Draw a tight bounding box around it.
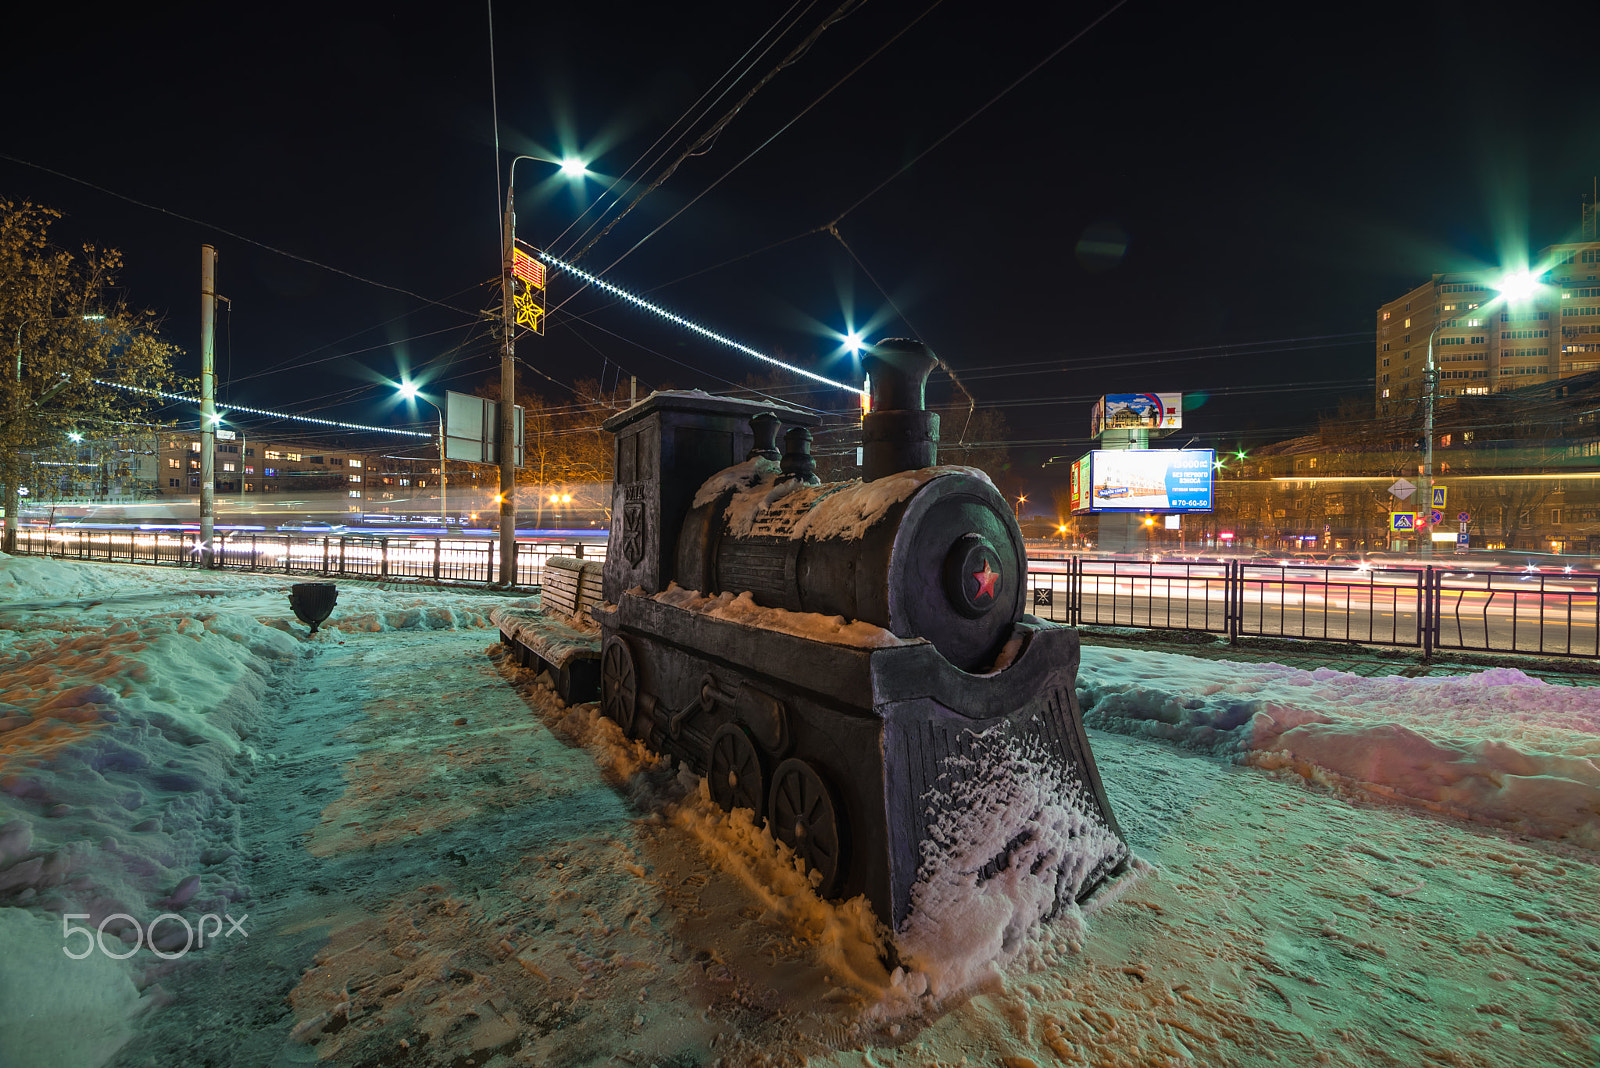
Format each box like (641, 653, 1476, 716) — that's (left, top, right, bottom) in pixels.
(1079, 646, 1600, 847)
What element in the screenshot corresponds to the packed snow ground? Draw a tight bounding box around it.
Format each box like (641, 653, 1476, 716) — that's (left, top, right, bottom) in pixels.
(0, 553, 1597, 1068)
(1079, 647, 1600, 847)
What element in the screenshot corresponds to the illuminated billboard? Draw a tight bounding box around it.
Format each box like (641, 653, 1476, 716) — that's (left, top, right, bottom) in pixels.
(1071, 449, 1214, 513)
(1068, 454, 1090, 513)
(1091, 393, 1183, 438)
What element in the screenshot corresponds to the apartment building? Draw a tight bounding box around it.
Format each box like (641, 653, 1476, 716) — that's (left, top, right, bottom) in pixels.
(156, 434, 371, 502)
(1376, 208, 1600, 415)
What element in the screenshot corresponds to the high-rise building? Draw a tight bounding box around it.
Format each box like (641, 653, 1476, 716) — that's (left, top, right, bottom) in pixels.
(1375, 202, 1600, 415)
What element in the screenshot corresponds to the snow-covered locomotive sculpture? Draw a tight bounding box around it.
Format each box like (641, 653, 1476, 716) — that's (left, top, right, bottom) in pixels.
(594, 339, 1128, 928)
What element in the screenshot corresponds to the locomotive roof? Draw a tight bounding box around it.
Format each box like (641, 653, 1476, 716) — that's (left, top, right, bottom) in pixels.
(601, 389, 822, 433)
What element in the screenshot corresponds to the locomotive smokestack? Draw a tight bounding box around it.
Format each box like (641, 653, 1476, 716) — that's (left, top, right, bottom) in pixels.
(861, 338, 939, 482)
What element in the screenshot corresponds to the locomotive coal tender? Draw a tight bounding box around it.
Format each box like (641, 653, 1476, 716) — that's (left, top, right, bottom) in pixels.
(591, 338, 1129, 930)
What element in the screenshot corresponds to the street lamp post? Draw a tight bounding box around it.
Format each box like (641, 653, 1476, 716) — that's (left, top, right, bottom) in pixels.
(497, 153, 588, 584)
(398, 383, 446, 527)
(6, 312, 105, 553)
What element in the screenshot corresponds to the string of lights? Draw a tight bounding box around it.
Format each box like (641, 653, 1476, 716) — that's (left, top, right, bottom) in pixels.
(93, 381, 433, 438)
(538, 250, 866, 396)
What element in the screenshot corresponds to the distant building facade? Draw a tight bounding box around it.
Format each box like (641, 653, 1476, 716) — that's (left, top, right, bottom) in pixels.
(1376, 230, 1600, 416)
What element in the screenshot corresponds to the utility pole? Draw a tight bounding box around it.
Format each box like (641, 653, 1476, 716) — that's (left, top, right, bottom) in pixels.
(200, 245, 217, 568)
(498, 186, 517, 585)
(1419, 281, 1445, 561)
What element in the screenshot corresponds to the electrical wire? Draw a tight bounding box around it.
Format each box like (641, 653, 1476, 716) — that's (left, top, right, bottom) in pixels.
(559, 0, 870, 274)
(0, 152, 484, 318)
(825, 0, 1133, 228)
(566, 0, 941, 300)
(548, 0, 818, 257)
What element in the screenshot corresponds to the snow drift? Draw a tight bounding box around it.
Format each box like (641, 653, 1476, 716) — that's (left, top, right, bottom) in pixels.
(1078, 647, 1600, 847)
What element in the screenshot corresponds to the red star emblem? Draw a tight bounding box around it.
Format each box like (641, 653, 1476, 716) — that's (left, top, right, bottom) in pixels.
(971, 558, 1000, 600)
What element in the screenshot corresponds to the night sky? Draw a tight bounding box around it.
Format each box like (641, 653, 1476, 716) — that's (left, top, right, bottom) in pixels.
(4, 1, 1598, 502)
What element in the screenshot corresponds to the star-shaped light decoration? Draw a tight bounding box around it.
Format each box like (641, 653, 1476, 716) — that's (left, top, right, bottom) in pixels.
(971, 558, 1001, 600)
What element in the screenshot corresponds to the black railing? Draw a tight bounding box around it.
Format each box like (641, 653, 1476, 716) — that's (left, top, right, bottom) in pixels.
(13, 532, 1600, 662)
(9, 528, 602, 588)
(1026, 558, 1600, 661)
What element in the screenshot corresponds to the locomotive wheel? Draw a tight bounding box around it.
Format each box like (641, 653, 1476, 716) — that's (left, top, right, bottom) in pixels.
(768, 758, 844, 896)
(707, 724, 765, 819)
(600, 635, 637, 735)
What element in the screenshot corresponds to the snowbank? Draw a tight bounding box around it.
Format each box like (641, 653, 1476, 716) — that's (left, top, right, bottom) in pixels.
(1078, 647, 1600, 847)
(0, 556, 309, 1065)
(654, 584, 914, 648)
(0, 550, 170, 604)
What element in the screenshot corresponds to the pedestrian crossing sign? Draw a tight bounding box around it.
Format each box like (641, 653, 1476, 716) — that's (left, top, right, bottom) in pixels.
(1432, 487, 1447, 508)
(1390, 512, 1416, 532)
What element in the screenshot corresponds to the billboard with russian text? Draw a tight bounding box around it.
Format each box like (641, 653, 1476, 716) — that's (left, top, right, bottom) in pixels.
(1072, 449, 1214, 513)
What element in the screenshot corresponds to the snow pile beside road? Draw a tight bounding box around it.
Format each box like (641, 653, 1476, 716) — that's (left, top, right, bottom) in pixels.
(0, 550, 168, 604)
(0, 556, 303, 1065)
(1078, 647, 1600, 846)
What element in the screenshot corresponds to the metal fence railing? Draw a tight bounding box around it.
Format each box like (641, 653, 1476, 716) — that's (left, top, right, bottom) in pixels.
(1024, 558, 1600, 661)
(13, 531, 1600, 661)
(10, 528, 604, 588)
(1433, 567, 1600, 658)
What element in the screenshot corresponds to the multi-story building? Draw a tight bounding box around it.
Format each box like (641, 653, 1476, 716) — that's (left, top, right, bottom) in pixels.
(1201, 369, 1600, 555)
(155, 433, 372, 503)
(1376, 202, 1600, 415)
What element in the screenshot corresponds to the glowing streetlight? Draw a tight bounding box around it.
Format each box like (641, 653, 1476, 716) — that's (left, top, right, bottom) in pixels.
(499, 152, 593, 581)
(67, 431, 83, 443)
(845, 332, 866, 355)
(1496, 269, 1541, 303)
(396, 380, 446, 526)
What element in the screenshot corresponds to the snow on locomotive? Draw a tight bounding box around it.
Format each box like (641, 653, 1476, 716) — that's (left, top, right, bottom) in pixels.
(592, 339, 1129, 930)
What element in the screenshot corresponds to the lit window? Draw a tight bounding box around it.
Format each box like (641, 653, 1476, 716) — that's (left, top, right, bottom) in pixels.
(264, 450, 282, 460)
(349, 490, 362, 498)
(222, 462, 235, 472)
(189, 459, 199, 470)
(245, 466, 254, 474)
(348, 459, 362, 469)
(348, 474, 361, 483)
(1404, 318, 1411, 327)
(1382, 388, 1391, 397)
(264, 467, 277, 476)
(286, 452, 302, 462)
(167, 458, 179, 469)
(190, 441, 201, 452)
(400, 478, 410, 486)
(1382, 311, 1390, 321)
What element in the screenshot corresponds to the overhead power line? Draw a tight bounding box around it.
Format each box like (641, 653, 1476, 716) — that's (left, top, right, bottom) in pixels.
(0, 152, 483, 319)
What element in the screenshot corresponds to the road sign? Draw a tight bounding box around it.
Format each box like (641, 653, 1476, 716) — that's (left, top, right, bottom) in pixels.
(1459, 522, 1468, 532)
(1457, 511, 1470, 522)
(1456, 533, 1468, 553)
(1432, 486, 1447, 508)
(1389, 478, 1416, 501)
(1429, 510, 1444, 524)
(445, 391, 525, 466)
(1390, 512, 1416, 532)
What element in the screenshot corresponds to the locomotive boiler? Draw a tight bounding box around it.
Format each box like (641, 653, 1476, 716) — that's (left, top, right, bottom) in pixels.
(593, 339, 1128, 929)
